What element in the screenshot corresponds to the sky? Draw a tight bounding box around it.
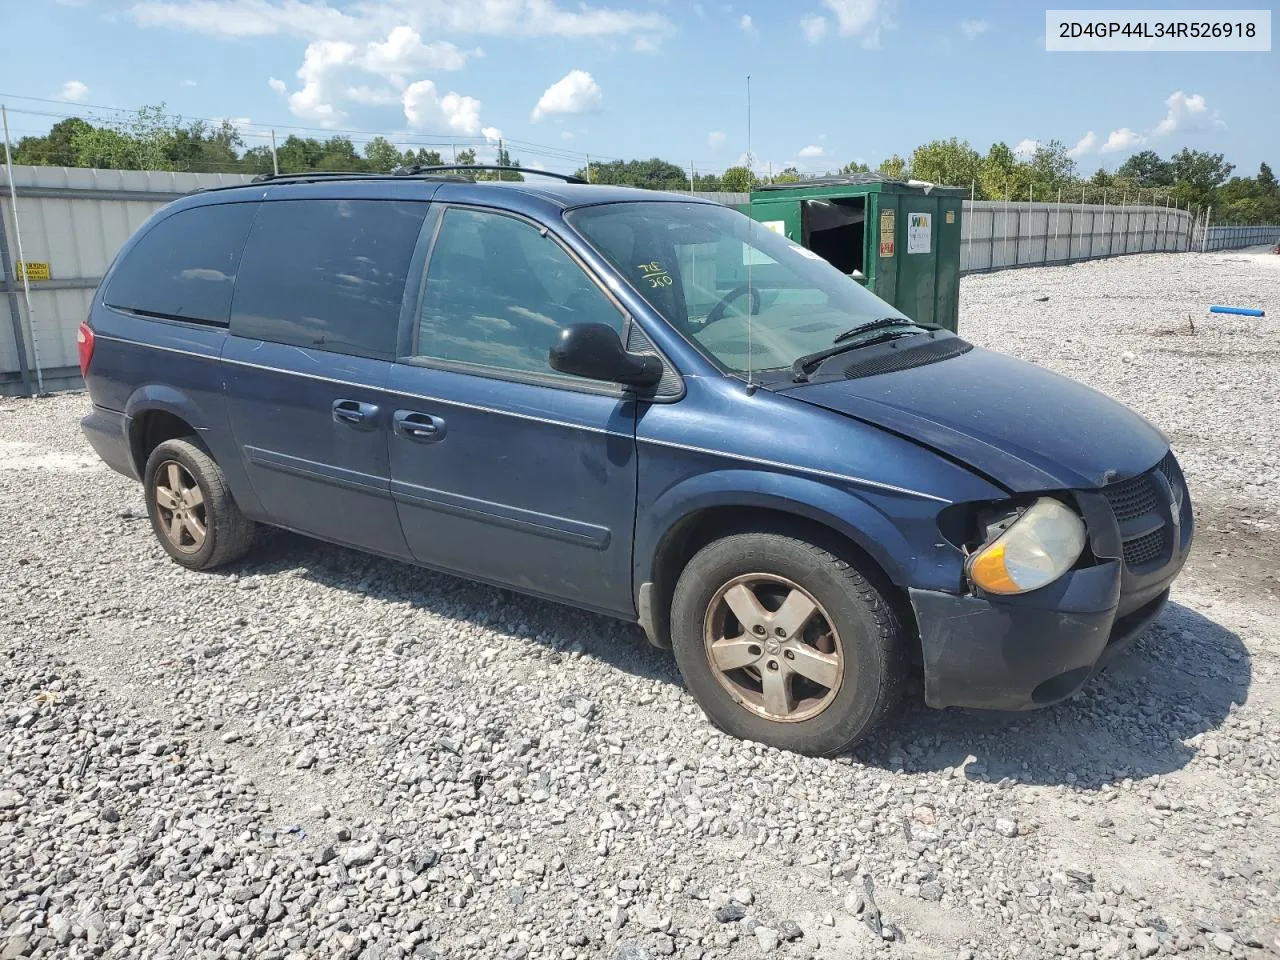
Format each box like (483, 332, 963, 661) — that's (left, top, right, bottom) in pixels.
(1, 0, 1276, 178)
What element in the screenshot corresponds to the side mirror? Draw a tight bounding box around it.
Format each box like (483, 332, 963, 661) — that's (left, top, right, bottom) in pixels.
(549, 323, 664, 388)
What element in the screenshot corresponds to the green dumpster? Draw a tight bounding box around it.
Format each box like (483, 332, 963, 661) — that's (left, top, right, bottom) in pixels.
(739, 175, 965, 331)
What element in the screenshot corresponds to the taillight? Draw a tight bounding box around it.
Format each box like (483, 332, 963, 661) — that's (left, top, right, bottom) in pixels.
(77, 322, 95, 377)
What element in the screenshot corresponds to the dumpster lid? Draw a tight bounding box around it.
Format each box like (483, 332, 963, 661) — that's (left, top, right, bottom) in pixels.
(755, 173, 899, 191)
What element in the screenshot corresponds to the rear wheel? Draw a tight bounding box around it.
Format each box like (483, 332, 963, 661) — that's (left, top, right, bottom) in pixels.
(670, 531, 906, 756)
(144, 437, 255, 570)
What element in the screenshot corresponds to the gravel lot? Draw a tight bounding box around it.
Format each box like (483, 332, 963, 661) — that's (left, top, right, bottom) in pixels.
(2, 249, 1278, 960)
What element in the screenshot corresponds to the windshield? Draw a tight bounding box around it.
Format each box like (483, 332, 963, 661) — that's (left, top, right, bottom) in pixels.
(567, 201, 910, 374)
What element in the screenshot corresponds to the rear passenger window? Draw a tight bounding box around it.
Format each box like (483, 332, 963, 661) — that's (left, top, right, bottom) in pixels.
(105, 202, 258, 326)
(231, 199, 429, 360)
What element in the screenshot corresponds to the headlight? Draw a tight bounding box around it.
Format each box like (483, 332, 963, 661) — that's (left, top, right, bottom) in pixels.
(966, 498, 1086, 595)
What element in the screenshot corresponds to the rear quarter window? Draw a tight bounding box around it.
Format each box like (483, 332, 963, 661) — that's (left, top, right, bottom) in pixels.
(104, 202, 259, 326)
(230, 199, 430, 361)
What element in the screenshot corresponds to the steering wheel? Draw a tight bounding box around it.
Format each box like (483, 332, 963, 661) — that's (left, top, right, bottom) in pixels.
(704, 284, 762, 327)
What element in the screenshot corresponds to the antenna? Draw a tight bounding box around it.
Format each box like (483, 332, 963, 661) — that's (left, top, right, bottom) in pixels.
(745, 74, 754, 389)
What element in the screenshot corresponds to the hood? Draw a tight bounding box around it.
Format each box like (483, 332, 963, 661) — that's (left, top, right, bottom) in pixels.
(786, 344, 1167, 492)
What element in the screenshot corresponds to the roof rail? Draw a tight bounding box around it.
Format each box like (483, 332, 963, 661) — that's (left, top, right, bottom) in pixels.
(246, 170, 473, 185)
(394, 164, 588, 184)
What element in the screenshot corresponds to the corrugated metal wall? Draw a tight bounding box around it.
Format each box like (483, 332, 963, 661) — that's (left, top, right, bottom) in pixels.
(1, 166, 252, 395)
(960, 201, 1197, 272)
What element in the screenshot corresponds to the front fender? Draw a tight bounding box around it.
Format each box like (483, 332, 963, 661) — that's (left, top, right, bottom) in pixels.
(637, 468, 926, 592)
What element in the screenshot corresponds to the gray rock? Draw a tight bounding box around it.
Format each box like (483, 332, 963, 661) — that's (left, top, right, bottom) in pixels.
(1134, 930, 1160, 958)
(715, 903, 746, 923)
(0, 791, 22, 809)
(995, 818, 1019, 838)
(755, 926, 780, 952)
(342, 840, 379, 867)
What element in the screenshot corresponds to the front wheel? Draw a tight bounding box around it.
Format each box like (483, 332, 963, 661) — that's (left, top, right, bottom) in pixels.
(670, 531, 906, 756)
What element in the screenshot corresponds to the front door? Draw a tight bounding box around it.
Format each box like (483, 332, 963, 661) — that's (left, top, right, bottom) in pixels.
(387, 205, 639, 615)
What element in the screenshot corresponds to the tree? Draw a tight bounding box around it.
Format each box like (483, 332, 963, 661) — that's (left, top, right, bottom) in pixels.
(12, 117, 93, 167)
(721, 165, 757, 192)
(365, 136, 403, 172)
(1116, 150, 1173, 187)
(456, 148, 478, 166)
(908, 138, 981, 189)
(840, 160, 871, 175)
(978, 142, 1017, 199)
(1089, 168, 1114, 187)
(1169, 148, 1233, 208)
(877, 154, 907, 180)
(771, 166, 801, 184)
(1026, 140, 1076, 196)
(1257, 161, 1277, 196)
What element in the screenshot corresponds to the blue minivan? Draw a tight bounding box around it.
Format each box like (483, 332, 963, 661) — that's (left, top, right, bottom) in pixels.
(79, 169, 1193, 755)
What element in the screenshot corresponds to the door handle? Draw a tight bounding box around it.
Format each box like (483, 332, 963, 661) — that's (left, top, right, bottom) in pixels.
(332, 399, 379, 428)
(393, 410, 447, 442)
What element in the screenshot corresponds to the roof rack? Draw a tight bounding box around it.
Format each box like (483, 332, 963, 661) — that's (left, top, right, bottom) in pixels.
(394, 164, 588, 184)
(246, 170, 472, 185)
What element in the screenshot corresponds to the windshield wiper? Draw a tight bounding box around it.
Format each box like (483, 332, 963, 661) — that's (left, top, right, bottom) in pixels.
(791, 317, 921, 381)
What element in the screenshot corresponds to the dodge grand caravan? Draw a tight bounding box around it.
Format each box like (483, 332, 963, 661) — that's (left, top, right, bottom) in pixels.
(79, 168, 1193, 756)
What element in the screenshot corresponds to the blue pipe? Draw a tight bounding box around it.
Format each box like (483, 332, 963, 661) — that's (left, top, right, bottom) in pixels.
(1209, 305, 1265, 317)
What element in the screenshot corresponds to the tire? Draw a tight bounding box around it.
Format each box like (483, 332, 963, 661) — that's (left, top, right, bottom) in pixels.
(143, 437, 256, 571)
(670, 531, 906, 756)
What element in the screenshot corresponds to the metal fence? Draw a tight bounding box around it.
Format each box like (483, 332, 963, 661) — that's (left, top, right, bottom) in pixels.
(1202, 223, 1280, 252)
(1, 165, 1276, 396)
(960, 199, 1198, 272)
(1, 165, 252, 395)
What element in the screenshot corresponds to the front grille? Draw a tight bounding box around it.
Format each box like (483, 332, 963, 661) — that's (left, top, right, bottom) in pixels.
(1101, 453, 1187, 572)
(1123, 528, 1166, 567)
(1102, 472, 1159, 522)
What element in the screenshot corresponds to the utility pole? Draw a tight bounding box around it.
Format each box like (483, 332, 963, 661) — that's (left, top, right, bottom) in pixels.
(270, 129, 279, 176)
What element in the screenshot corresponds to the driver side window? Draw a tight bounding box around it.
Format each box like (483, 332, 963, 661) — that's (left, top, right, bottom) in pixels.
(413, 207, 625, 375)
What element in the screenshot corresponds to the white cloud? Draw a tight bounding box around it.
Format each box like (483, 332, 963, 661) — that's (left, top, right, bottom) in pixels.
(1154, 90, 1220, 136)
(402, 80, 482, 135)
(692, 2, 705, 16)
(960, 18, 987, 39)
(130, 0, 670, 41)
(59, 80, 90, 102)
(131, 0, 359, 38)
(267, 76, 287, 94)
(1013, 138, 1039, 160)
(739, 13, 754, 32)
(798, 144, 824, 158)
(800, 14, 827, 42)
(285, 38, 355, 123)
(482, 126, 502, 142)
(1100, 127, 1145, 153)
(360, 25, 474, 85)
(821, 0, 890, 46)
(345, 84, 399, 105)
(708, 130, 726, 150)
(633, 34, 659, 52)
(561, 130, 575, 141)
(1068, 131, 1097, 158)
(531, 69, 602, 122)
(269, 25, 477, 125)
(181, 78, 198, 87)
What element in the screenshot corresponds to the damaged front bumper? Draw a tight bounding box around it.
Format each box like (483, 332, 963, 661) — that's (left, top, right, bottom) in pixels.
(909, 561, 1170, 711)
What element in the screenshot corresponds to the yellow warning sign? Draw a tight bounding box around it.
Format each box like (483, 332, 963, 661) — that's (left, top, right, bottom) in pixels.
(15, 261, 50, 282)
(946, 210, 956, 224)
(878, 210, 895, 258)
